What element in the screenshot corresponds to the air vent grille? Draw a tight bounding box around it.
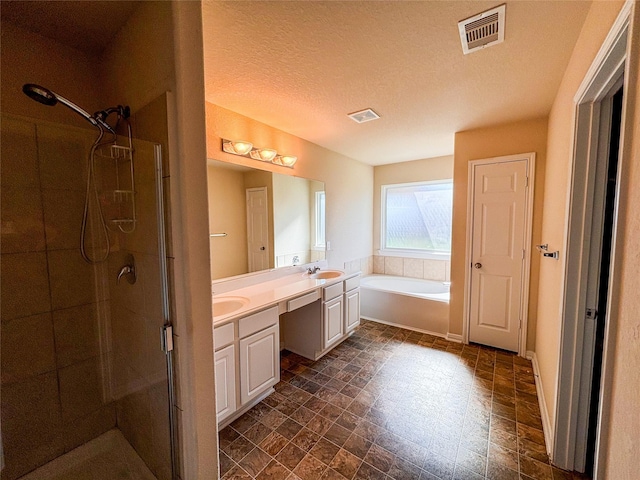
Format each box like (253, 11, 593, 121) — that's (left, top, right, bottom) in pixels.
(458, 4, 506, 55)
(348, 108, 380, 124)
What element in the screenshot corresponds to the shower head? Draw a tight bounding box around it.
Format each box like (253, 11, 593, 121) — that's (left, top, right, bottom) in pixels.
(22, 83, 109, 132)
(23, 84, 57, 106)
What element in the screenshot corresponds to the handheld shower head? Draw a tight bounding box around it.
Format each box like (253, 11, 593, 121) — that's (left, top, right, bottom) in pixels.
(23, 83, 101, 130)
(23, 84, 58, 106)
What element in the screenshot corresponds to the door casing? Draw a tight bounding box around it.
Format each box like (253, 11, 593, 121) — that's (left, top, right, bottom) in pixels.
(463, 152, 536, 357)
(553, 2, 632, 474)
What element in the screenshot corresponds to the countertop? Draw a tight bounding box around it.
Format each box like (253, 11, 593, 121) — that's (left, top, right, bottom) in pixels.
(212, 271, 359, 327)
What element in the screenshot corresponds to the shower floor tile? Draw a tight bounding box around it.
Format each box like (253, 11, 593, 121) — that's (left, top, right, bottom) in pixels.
(219, 320, 587, 480)
(18, 428, 155, 480)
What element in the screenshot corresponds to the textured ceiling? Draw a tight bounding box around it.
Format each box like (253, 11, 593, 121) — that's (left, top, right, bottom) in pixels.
(1, 0, 140, 56)
(202, 1, 592, 165)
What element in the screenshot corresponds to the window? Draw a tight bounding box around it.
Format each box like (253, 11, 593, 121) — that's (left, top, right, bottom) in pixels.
(315, 191, 326, 247)
(381, 180, 453, 257)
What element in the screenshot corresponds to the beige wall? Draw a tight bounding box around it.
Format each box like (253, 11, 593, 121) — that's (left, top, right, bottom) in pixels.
(0, 23, 101, 124)
(603, 3, 640, 475)
(207, 164, 248, 279)
(205, 103, 374, 271)
(451, 117, 548, 351)
(534, 0, 626, 440)
(100, 2, 176, 113)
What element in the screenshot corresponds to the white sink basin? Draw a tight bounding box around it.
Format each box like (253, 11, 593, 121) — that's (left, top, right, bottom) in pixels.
(213, 296, 250, 316)
(310, 270, 344, 280)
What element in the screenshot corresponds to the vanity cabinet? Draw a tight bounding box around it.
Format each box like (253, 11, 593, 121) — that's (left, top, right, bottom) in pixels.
(323, 296, 344, 349)
(240, 324, 279, 404)
(283, 274, 360, 361)
(214, 344, 236, 423)
(213, 306, 279, 426)
(344, 287, 360, 332)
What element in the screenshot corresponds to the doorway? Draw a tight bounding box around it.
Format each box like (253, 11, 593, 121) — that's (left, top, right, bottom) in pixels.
(580, 85, 623, 476)
(552, 5, 630, 475)
(464, 153, 535, 355)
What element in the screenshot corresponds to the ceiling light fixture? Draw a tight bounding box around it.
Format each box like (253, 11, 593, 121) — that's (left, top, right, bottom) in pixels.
(221, 139, 297, 168)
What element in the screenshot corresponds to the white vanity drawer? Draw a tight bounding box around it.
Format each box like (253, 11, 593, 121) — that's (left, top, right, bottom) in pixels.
(214, 322, 235, 350)
(323, 282, 344, 302)
(288, 290, 320, 312)
(344, 275, 360, 292)
(239, 306, 279, 339)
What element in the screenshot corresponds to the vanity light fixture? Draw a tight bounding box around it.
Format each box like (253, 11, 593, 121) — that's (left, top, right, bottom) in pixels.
(221, 139, 297, 168)
(249, 148, 278, 162)
(222, 139, 253, 155)
(275, 155, 298, 167)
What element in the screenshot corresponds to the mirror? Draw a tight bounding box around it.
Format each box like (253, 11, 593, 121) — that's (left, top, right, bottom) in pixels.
(207, 159, 326, 280)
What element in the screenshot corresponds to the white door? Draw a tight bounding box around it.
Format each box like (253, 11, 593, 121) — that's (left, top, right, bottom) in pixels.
(323, 296, 344, 349)
(246, 187, 269, 272)
(469, 159, 528, 352)
(214, 344, 236, 423)
(239, 324, 279, 404)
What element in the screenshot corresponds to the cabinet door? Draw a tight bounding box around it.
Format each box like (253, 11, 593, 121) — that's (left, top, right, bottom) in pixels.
(344, 288, 360, 332)
(239, 324, 280, 405)
(214, 344, 236, 423)
(323, 296, 344, 349)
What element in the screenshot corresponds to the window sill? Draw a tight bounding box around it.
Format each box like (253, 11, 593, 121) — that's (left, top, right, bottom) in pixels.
(377, 249, 450, 261)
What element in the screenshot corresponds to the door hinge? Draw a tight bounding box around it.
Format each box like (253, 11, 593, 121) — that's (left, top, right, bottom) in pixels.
(161, 325, 174, 353)
(586, 308, 598, 320)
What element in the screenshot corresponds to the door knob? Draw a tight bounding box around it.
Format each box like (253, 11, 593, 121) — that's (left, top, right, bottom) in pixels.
(474, 263, 482, 269)
(260, 246, 265, 251)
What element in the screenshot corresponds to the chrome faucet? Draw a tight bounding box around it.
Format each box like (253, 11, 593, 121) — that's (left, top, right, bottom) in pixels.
(307, 266, 320, 274)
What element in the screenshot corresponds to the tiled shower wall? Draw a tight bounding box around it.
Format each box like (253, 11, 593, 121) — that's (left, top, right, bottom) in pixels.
(1, 107, 172, 480)
(0, 116, 116, 480)
(345, 255, 450, 282)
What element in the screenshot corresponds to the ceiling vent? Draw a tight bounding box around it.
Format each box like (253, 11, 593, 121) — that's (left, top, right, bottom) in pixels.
(458, 4, 506, 55)
(348, 108, 380, 124)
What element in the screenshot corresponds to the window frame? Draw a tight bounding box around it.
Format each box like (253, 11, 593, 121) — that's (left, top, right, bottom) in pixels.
(314, 190, 326, 249)
(379, 179, 453, 260)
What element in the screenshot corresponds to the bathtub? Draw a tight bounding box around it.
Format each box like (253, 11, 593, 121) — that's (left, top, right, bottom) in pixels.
(360, 274, 450, 336)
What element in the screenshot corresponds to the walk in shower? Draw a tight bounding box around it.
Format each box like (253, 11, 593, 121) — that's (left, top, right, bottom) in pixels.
(0, 89, 176, 479)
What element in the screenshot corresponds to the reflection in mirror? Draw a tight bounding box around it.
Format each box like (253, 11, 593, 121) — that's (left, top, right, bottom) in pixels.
(207, 159, 326, 280)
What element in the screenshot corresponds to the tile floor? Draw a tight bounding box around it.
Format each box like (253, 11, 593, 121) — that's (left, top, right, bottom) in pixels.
(219, 320, 586, 480)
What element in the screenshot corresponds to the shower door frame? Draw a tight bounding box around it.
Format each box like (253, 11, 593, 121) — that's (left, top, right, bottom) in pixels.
(153, 143, 179, 480)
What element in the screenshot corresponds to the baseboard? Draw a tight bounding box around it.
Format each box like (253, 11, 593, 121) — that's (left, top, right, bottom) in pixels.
(446, 333, 463, 343)
(360, 315, 448, 339)
(527, 350, 554, 459)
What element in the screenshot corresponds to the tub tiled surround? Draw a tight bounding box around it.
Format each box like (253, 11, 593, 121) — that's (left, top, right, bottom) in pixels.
(346, 255, 450, 282)
(344, 256, 374, 275)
